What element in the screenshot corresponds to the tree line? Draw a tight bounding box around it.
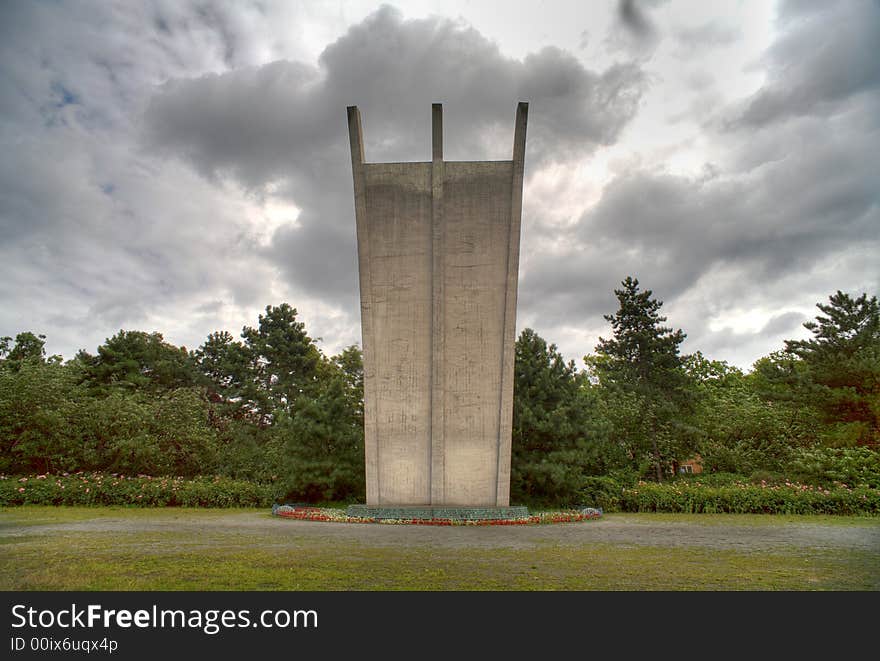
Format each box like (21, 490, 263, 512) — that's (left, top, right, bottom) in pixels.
(2, 281, 878, 506)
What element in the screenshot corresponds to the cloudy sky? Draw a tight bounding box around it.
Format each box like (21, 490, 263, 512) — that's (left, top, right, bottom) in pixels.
(1, 0, 878, 370)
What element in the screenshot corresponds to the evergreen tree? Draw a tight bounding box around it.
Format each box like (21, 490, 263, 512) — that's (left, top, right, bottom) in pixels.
(511, 328, 609, 505)
(193, 330, 251, 418)
(279, 356, 365, 502)
(592, 277, 695, 481)
(76, 330, 197, 393)
(239, 304, 322, 425)
(333, 345, 364, 424)
(782, 291, 880, 445)
(0, 332, 58, 370)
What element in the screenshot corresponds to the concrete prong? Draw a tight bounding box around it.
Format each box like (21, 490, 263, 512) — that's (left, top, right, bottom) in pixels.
(347, 105, 365, 165)
(432, 103, 443, 162)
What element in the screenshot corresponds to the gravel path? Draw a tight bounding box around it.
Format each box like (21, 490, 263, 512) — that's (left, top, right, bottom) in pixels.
(3, 511, 878, 553)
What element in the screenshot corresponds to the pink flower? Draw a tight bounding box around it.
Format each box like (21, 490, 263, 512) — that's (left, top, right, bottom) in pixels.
(18, 487, 25, 492)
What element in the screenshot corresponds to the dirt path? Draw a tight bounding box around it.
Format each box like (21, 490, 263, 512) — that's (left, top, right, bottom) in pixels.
(3, 510, 878, 553)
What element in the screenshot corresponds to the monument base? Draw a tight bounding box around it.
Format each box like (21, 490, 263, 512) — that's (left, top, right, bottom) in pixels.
(345, 505, 529, 521)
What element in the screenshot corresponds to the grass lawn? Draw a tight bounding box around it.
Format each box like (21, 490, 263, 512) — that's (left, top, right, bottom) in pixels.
(2, 506, 877, 590)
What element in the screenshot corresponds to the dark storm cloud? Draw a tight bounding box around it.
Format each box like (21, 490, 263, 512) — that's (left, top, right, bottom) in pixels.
(0, 1, 294, 357)
(586, 128, 878, 279)
(521, 111, 879, 332)
(732, 0, 880, 128)
(619, 0, 658, 38)
(758, 312, 806, 339)
(143, 5, 648, 304)
(145, 6, 646, 171)
(606, 0, 665, 57)
(519, 0, 880, 364)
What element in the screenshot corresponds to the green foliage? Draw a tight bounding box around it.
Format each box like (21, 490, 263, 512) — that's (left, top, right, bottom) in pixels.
(619, 480, 879, 515)
(511, 329, 611, 506)
(210, 420, 278, 482)
(594, 277, 688, 389)
(0, 356, 222, 477)
(588, 382, 647, 469)
(75, 388, 220, 476)
(76, 330, 198, 394)
(789, 446, 880, 488)
(0, 360, 81, 474)
(279, 356, 365, 502)
(1, 332, 48, 367)
(1, 286, 878, 511)
(771, 291, 880, 445)
(240, 303, 322, 423)
(589, 277, 697, 481)
(0, 473, 280, 507)
(788, 291, 879, 358)
(685, 352, 815, 475)
(191, 304, 325, 427)
(579, 476, 625, 511)
(193, 330, 250, 413)
(0, 307, 346, 496)
(333, 345, 364, 421)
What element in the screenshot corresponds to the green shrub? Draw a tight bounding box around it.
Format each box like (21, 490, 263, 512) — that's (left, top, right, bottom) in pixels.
(0, 473, 283, 507)
(579, 476, 624, 511)
(789, 446, 880, 488)
(619, 480, 879, 515)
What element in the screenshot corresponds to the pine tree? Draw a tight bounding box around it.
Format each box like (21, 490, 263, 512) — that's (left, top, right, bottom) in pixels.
(0, 332, 55, 370)
(239, 304, 322, 425)
(76, 330, 197, 393)
(783, 291, 880, 445)
(511, 328, 609, 505)
(593, 277, 694, 481)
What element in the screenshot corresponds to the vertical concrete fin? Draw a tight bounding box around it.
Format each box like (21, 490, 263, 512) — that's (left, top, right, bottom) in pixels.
(512, 102, 528, 165)
(496, 101, 528, 506)
(347, 105, 365, 165)
(432, 103, 443, 162)
(348, 105, 379, 505)
(430, 103, 445, 504)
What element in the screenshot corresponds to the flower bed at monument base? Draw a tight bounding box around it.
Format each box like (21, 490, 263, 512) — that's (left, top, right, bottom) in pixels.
(271, 504, 602, 525)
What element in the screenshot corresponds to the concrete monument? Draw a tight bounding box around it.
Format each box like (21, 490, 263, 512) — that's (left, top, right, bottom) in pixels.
(346, 103, 528, 516)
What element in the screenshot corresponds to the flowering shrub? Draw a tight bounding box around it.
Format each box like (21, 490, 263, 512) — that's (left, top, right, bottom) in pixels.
(620, 480, 880, 515)
(271, 504, 602, 525)
(0, 473, 280, 507)
(789, 446, 880, 488)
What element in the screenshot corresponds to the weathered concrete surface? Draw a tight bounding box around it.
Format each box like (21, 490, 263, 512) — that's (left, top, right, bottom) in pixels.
(349, 103, 528, 506)
(439, 161, 513, 505)
(361, 162, 433, 505)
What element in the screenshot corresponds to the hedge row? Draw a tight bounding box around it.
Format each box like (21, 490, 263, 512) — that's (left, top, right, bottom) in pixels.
(0, 473, 281, 507)
(617, 481, 880, 515)
(5, 473, 879, 515)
